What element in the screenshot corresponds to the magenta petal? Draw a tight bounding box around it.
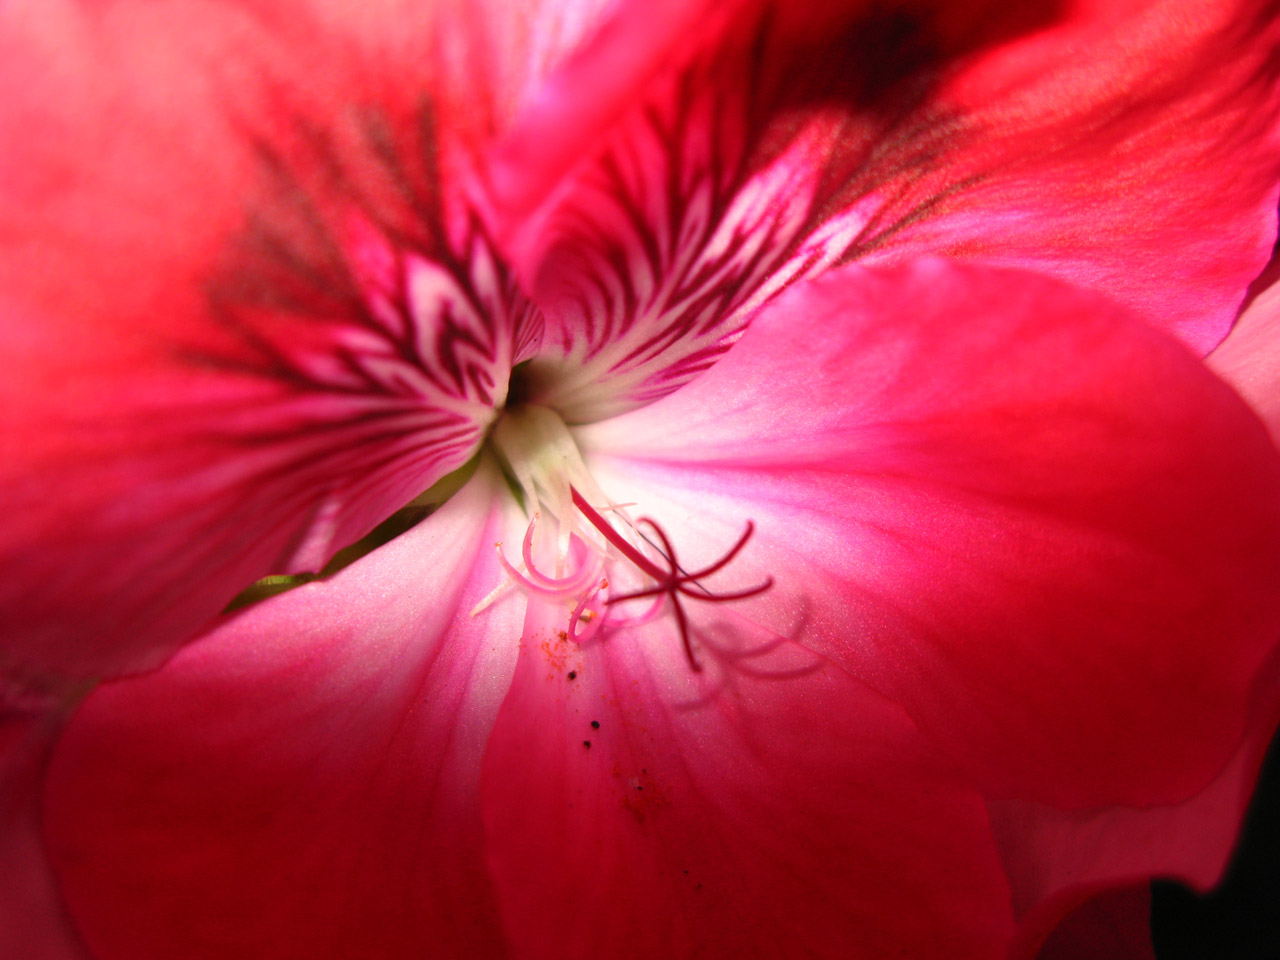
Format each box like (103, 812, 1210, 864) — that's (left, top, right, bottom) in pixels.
(579, 259, 1280, 807)
(480, 597, 1015, 959)
(0, 0, 558, 686)
(43, 469, 520, 960)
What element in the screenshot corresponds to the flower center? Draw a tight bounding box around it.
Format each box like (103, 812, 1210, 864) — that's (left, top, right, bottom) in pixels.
(484, 405, 771, 670)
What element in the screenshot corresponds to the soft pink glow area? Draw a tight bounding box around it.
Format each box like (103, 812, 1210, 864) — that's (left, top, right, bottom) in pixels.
(580, 259, 1280, 808)
(5, 0, 1280, 956)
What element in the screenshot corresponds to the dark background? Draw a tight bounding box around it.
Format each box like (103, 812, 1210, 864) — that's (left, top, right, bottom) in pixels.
(1151, 729, 1280, 959)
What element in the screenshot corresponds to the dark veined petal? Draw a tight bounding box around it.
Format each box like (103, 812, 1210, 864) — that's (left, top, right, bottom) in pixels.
(490, 0, 1280, 423)
(488, 0, 1061, 421)
(578, 259, 1280, 809)
(0, 0, 613, 686)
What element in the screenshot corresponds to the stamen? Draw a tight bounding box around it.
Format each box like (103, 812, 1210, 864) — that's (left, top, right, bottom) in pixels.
(484, 404, 771, 672)
(570, 485, 772, 671)
(599, 592, 666, 630)
(568, 579, 607, 644)
(675, 521, 757, 585)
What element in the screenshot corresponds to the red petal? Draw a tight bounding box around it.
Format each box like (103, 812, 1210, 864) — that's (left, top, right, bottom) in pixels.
(578, 259, 1280, 806)
(492, 0, 1058, 230)
(479, 596, 1015, 959)
(876, 0, 1280, 355)
(0, 708, 87, 960)
(42, 470, 520, 960)
(0, 0, 563, 685)
(1031, 885, 1155, 960)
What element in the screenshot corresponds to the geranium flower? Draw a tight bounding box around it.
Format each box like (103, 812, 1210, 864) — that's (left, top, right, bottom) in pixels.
(4, 0, 1280, 957)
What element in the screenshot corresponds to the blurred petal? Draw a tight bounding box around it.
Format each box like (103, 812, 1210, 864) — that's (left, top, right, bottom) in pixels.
(0, 707, 88, 960)
(43, 467, 521, 960)
(1031, 885, 1155, 960)
(479, 596, 1015, 960)
(579, 259, 1280, 806)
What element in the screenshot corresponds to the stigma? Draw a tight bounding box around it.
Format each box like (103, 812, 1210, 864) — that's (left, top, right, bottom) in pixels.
(482, 405, 771, 670)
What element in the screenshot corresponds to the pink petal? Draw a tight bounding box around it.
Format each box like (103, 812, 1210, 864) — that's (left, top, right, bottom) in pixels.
(479, 595, 1015, 959)
(0, 0, 572, 685)
(42, 468, 521, 960)
(578, 259, 1280, 807)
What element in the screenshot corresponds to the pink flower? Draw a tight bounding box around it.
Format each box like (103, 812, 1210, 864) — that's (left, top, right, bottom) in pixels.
(4, 1, 1280, 957)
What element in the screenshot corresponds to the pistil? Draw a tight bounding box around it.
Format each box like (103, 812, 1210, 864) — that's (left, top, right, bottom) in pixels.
(487, 405, 772, 670)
